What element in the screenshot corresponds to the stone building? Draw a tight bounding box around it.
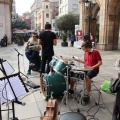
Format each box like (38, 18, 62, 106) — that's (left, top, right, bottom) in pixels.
(59, 0, 80, 17)
(79, 0, 120, 50)
(0, 0, 12, 44)
(12, 0, 17, 19)
(37, 0, 58, 30)
(21, 12, 31, 28)
(30, 0, 43, 30)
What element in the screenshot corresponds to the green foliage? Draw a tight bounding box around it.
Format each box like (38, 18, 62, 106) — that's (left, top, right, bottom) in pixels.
(16, 33, 24, 43)
(61, 32, 67, 42)
(12, 19, 30, 30)
(55, 14, 79, 33)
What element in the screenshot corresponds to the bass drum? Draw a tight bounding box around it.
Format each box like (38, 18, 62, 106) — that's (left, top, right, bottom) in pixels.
(40, 73, 66, 100)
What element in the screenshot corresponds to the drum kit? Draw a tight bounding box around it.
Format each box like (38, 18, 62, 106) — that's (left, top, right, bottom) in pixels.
(40, 56, 90, 101)
(40, 56, 90, 120)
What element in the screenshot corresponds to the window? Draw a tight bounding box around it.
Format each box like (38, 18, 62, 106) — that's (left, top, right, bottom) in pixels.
(60, 8, 62, 13)
(65, 5, 68, 11)
(60, 0, 63, 4)
(39, 15, 41, 19)
(46, 5, 48, 9)
(53, 23, 55, 27)
(46, 13, 49, 18)
(73, 4, 78, 9)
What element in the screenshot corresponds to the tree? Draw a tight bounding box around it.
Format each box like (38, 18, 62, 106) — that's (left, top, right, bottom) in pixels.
(55, 14, 79, 34)
(12, 19, 30, 30)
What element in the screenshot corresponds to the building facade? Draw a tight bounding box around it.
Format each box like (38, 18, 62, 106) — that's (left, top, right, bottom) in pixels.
(79, 0, 120, 50)
(30, 0, 43, 30)
(12, 0, 17, 19)
(37, 0, 58, 30)
(21, 12, 31, 28)
(59, 0, 80, 17)
(0, 0, 12, 44)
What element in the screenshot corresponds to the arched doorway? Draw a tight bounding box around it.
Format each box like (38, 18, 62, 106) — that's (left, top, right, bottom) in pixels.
(79, 1, 100, 46)
(79, 0, 120, 50)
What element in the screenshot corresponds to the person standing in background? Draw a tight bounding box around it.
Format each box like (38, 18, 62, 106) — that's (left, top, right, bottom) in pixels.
(70, 33, 76, 47)
(3, 34, 8, 47)
(38, 23, 57, 74)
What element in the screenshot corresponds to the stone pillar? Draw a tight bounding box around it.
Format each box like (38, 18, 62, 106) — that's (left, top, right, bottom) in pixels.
(96, 0, 109, 50)
(97, 13, 119, 50)
(112, 16, 120, 50)
(0, 0, 12, 44)
(79, 0, 86, 37)
(118, 22, 120, 49)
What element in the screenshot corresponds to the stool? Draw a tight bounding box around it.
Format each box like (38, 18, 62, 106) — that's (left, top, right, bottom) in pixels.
(59, 112, 86, 120)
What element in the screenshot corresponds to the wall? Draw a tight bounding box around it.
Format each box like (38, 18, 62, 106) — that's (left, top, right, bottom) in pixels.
(0, 2, 11, 44)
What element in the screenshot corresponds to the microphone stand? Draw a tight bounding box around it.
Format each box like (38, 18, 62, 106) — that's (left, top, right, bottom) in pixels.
(14, 48, 28, 79)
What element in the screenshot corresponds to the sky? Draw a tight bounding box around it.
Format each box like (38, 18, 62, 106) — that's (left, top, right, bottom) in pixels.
(15, 0, 34, 15)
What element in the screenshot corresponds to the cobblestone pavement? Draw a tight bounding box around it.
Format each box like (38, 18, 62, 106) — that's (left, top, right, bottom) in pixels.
(0, 40, 120, 120)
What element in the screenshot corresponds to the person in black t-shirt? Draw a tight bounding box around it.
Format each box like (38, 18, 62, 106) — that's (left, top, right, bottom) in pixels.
(38, 23, 57, 74)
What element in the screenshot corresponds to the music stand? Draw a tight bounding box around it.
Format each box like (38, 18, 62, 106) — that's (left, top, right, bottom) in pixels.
(0, 58, 29, 120)
(0, 60, 15, 76)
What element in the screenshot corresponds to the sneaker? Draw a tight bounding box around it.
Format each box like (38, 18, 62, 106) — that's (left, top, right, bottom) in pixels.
(27, 70, 31, 75)
(82, 94, 90, 103)
(68, 89, 74, 94)
(29, 63, 35, 67)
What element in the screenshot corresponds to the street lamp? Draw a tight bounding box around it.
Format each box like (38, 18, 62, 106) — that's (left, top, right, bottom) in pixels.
(80, 0, 97, 43)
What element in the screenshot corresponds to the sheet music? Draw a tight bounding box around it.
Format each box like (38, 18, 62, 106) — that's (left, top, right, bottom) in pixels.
(0, 61, 14, 76)
(0, 76, 27, 105)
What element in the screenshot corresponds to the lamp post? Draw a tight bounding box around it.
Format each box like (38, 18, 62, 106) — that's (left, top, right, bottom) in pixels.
(80, 0, 96, 43)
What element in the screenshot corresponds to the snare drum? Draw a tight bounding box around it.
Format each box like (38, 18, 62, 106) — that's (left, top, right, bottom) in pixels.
(70, 71, 85, 80)
(49, 56, 59, 68)
(40, 73, 66, 100)
(53, 59, 71, 76)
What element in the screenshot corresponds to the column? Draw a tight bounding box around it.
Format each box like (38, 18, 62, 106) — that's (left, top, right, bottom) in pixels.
(79, 0, 86, 37)
(96, 0, 109, 50)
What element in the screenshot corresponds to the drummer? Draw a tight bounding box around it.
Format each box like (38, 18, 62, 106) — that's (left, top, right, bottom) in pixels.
(69, 41, 102, 102)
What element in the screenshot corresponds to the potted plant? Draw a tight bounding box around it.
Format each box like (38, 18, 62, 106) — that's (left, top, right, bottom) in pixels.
(16, 33, 24, 46)
(61, 32, 68, 47)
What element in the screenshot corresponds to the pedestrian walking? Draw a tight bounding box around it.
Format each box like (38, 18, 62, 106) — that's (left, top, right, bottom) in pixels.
(70, 33, 76, 47)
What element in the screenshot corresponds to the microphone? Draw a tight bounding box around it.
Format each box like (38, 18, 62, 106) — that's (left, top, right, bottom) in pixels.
(14, 48, 23, 56)
(15, 100, 26, 106)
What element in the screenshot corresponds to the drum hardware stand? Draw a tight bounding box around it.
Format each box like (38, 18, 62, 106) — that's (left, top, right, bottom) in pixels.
(14, 48, 28, 79)
(59, 65, 80, 113)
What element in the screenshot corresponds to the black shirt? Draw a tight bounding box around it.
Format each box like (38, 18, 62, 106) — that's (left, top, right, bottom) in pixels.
(39, 31, 56, 56)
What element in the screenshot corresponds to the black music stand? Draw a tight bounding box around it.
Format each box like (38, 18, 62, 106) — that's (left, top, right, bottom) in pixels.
(0, 58, 29, 120)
